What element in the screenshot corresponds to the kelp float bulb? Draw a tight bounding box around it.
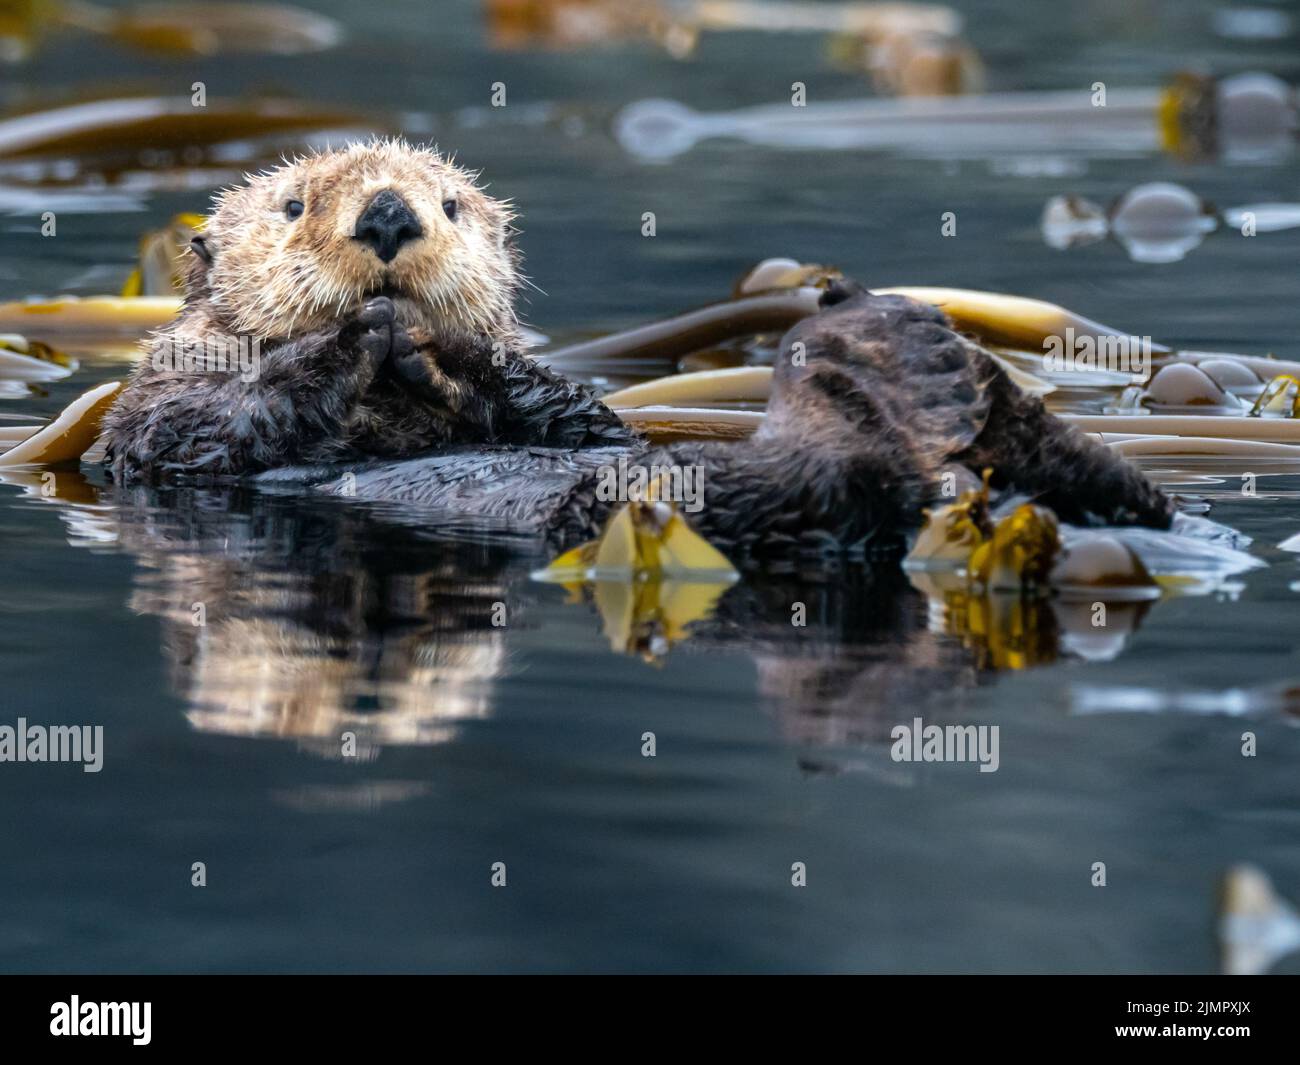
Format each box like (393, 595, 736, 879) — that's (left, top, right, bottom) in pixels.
(1049, 536, 1157, 595)
(1144, 363, 1235, 408)
(1108, 182, 1218, 264)
(1217, 72, 1298, 161)
(1196, 358, 1263, 393)
(733, 257, 838, 297)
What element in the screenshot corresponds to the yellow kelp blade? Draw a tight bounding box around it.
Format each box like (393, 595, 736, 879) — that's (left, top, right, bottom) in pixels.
(537, 492, 737, 583)
(969, 504, 1059, 592)
(537, 520, 737, 582)
(536, 492, 737, 659)
(639, 510, 736, 577)
(1249, 374, 1300, 417)
(878, 285, 1171, 356)
(1158, 71, 1217, 161)
(603, 366, 773, 408)
(0, 296, 178, 337)
(905, 472, 993, 569)
(538, 542, 597, 585)
(907, 497, 1062, 669)
(0, 380, 122, 467)
(905, 480, 1061, 595)
(586, 501, 736, 579)
(592, 501, 641, 572)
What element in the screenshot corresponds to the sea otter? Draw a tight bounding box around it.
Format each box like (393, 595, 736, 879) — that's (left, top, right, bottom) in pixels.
(103, 141, 1173, 559)
(102, 139, 633, 477)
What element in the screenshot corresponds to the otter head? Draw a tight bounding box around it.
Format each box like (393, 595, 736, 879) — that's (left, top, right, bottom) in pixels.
(188, 140, 520, 342)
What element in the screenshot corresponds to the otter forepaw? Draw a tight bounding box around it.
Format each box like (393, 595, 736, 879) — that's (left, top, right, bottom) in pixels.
(343, 296, 397, 369)
(389, 331, 436, 390)
(358, 294, 395, 327)
(388, 333, 466, 414)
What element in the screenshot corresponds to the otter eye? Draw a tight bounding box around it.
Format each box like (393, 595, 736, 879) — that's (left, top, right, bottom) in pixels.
(285, 199, 305, 220)
(442, 199, 457, 221)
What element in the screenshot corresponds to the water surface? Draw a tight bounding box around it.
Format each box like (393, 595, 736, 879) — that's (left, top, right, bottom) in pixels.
(2, 0, 1300, 972)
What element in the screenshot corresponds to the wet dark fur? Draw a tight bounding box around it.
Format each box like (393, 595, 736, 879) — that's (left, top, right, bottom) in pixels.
(296, 285, 1173, 558)
(106, 284, 1173, 556)
(104, 295, 633, 480)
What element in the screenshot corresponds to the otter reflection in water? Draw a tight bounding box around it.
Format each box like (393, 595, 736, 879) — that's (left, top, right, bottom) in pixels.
(13, 470, 1156, 768)
(96, 480, 521, 756)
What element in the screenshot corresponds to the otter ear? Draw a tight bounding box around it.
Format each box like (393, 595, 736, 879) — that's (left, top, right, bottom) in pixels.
(497, 215, 519, 258)
(182, 234, 216, 296)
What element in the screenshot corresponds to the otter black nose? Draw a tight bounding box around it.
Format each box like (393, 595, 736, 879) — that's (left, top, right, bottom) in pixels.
(354, 189, 423, 264)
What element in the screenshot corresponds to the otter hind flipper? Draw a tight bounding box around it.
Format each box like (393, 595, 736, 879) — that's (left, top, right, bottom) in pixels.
(768, 291, 995, 471)
(769, 289, 1172, 530)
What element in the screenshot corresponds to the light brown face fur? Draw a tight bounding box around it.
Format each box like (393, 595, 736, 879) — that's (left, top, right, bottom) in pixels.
(192, 140, 520, 342)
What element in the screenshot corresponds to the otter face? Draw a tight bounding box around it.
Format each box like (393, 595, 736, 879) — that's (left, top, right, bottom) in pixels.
(193, 140, 519, 341)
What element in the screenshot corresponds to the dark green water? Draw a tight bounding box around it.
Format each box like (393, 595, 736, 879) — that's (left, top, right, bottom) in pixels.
(2, 0, 1300, 972)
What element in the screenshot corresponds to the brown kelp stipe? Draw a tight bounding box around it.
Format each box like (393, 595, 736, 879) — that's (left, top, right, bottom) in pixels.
(0, 96, 380, 162)
(3, 1, 343, 60)
(536, 288, 823, 368)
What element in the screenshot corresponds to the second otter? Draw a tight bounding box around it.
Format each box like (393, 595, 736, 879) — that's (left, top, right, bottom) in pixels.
(103, 141, 1174, 557)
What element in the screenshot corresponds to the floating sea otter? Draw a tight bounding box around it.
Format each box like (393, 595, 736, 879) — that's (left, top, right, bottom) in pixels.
(100, 141, 1173, 561)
